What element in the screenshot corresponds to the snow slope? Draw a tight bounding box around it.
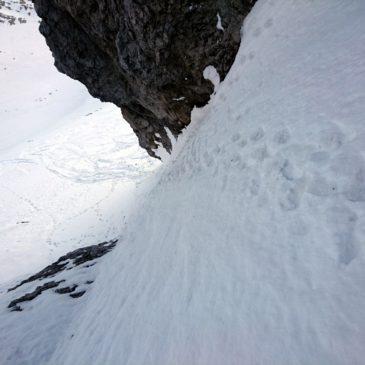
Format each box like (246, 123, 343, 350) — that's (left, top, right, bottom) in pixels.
(0, 1, 87, 153)
(0, 2, 158, 284)
(1, 0, 365, 364)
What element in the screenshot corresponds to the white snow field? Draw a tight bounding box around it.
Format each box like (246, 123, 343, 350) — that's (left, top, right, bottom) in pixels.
(0, 2, 158, 284)
(1, 0, 365, 364)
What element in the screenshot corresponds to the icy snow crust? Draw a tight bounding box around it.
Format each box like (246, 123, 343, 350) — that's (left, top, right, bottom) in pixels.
(2, 0, 365, 364)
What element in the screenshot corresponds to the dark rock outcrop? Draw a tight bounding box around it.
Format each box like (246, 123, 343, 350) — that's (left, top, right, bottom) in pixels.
(7, 239, 118, 311)
(8, 280, 65, 311)
(32, 0, 256, 157)
(8, 239, 118, 292)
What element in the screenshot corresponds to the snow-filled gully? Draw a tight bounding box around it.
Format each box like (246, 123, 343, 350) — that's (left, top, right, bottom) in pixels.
(1, 0, 365, 364)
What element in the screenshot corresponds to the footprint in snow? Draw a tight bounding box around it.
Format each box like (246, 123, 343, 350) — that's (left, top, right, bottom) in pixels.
(327, 205, 358, 265)
(231, 133, 241, 142)
(309, 151, 330, 165)
(251, 146, 268, 162)
(250, 127, 265, 142)
(273, 128, 290, 144)
(279, 187, 300, 211)
(279, 178, 305, 211)
(264, 18, 273, 28)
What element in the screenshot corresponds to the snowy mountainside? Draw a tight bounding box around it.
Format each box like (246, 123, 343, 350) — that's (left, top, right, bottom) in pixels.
(0, 1, 158, 284)
(1, 0, 365, 364)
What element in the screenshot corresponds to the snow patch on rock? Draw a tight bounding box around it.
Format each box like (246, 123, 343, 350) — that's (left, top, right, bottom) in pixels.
(216, 13, 224, 31)
(203, 65, 221, 93)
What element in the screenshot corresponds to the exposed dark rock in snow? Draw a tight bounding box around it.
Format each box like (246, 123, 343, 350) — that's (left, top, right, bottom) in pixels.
(55, 284, 78, 294)
(32, 0, 256, 157)
(0, 0, 33, 25)
(69, 290, 86, 298)
(7, 239, 117, 311)
(8, 239, 117, 292)
(8, 280, 65, 311)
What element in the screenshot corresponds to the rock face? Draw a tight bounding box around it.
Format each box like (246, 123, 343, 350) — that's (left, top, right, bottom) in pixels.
(32, 0, 256, 157)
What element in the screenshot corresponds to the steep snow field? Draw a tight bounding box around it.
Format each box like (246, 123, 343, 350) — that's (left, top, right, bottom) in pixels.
(0, 2, 157, 284)
(1, 0, 365, 364)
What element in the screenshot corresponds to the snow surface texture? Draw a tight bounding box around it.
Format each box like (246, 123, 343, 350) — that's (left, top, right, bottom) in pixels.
(0, 2, 158, 284)
(1, 0, 365, 364)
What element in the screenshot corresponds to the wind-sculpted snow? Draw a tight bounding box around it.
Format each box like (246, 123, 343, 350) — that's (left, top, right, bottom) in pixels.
(1, 0, 365, 364)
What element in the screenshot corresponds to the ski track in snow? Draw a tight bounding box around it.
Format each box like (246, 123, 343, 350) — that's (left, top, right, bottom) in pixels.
(1, 0, 365, 364)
